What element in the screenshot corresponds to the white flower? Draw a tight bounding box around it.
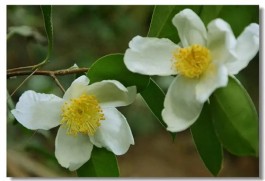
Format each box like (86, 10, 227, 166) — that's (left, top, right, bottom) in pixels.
(12, 75, 136, 171)
(124, 9, 259, 132)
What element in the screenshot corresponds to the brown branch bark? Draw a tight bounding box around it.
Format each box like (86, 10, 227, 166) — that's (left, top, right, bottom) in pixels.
(7, 68, 89, 78)
(49, 73, 66, 93)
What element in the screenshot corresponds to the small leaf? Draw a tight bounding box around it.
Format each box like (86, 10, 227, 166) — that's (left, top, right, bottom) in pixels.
(77, 147, 119, 177)
(191, 103, 223, 176)
(210, 76, 259, 156)
(140, 78, 166, 128)
(8, 26, 34, 37)
(40, 5, 53, 60)
(7, 25, 46, 42)
(87, 54, 150, 93)
(147, 5, 202, 43)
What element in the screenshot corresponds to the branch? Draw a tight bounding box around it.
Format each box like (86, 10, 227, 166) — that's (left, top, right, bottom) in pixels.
(10, 68, 38, 97)
(7, 67, 89, 94)
(7, 68, 89, 78)
(7, 65, 38, 72)
(49, 73, 65, 93)
(7, 60, 49, 72)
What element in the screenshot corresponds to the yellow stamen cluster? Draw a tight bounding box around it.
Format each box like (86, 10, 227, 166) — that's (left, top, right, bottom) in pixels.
(61, 94, 105, 136)
(173, 44, 212, 78)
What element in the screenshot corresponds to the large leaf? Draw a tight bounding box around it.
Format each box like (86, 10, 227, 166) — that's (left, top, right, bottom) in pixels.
(199, 6, 223, 25)
(41, 5, 53, 61)
(147, 5, 202, 43)
(77, 147, 119, 177)
(140, 78, 166, 128)
(191, 103, 223, 176)
(87, 54, 150, 93)
(218, 5, 258, 37)
(140, 78, 176, 139)
(147, 5, 258, 43)
(210, 76, 259, 156)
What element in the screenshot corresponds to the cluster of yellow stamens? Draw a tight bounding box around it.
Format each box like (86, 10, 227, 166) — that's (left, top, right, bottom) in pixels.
(173, 44, 212, 78)
(61, 94, 105, 136)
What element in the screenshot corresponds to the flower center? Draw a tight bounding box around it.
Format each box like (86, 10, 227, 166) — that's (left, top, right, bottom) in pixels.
(173, 44, 212, 78)
(61, 93, 105, 136)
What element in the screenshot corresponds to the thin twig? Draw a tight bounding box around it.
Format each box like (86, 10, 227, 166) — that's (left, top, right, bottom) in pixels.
(7, 60, 48, 73)
(7, 90, 16, 123)
(10, 69, 38, 97)
(49, 73, 65, 93)
(7, 65, 37, 72)
(7, 68, 89, 78)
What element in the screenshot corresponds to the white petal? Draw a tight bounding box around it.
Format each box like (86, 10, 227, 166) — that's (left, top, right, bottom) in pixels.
(11, 90, 64, 130)
(196, 64, 228, 103)
(226, 23, 259, 75)
(55, 126, 93, 171)
(63, 75, 90, 100)
(90, 108, 134, 155)
(86, 80, 137, 108)
(172, 9, 207, 47)
(207, 19, 237, 64)
(124, 36, 178, 76)
(162, 76, 203, 132)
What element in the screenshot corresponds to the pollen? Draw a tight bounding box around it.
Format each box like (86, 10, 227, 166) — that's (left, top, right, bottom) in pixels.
(61, 94, 105, 136)
(173, 44, 212, 78)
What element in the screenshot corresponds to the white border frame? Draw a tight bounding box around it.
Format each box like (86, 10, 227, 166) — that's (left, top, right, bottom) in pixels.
(2, 1, 264, 181)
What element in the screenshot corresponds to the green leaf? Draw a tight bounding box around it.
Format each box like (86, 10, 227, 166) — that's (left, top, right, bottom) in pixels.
(210, 76, 259, 156)
(147, 5, 258, 43)
(140, 78, 176, 139)
(77, 147, 119, 177)
(87, 54, 150, 92)
(199, 6, 223, 25)
(218, 5, 258, 37)
(191, 103, 223, 176)
(140, 78, 166, 128)
(40, 5, 53, 61)
(147, 5, 202, 43)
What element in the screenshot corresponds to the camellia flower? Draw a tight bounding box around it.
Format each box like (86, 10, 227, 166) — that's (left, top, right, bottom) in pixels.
(12, 75, 136, 171)
(124, 9, 259, 132)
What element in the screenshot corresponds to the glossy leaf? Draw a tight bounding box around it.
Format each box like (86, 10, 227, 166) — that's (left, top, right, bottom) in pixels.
(147, 5, 202, 43)
(210, 76, 259, 156)
(199, 6, 223, 25)
(41, 5, 53, 60)
(87, 54, 150, 92)
(191, 103, 223, 176)
(147, 5, 258, 43)
(140, 78, 166, 128)
(77, 147, 119, 177)
(218, 5, 258, 37)
(140, 78, 176, 139)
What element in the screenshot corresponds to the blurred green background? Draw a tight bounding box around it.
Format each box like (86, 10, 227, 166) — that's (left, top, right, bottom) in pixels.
(7, 5, 259, 177)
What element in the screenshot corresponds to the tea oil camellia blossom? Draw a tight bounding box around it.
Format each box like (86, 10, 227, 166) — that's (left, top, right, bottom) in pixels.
(124, 9, 259, 132)
(12, 75, 136, 171)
